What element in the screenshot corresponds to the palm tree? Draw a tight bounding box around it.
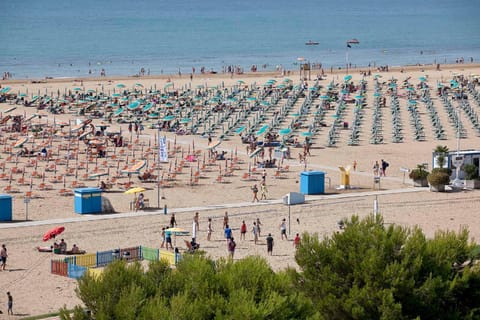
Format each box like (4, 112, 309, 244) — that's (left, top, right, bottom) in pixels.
(434, 145, 449, 169)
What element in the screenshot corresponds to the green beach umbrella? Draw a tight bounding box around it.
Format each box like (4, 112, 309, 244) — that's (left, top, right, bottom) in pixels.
(344, 75, 352, 82)
(301, 132, 313, 137)
(116, 83, 126, 89)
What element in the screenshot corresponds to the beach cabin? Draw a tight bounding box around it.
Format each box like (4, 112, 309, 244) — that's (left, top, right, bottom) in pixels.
(432, 149, 480, 179)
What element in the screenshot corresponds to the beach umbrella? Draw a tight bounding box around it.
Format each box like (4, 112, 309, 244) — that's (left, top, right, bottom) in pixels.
(135, 83, 144, 88)
(162, 115, 175, 122)
(279, 128, 292, 136)
(73, 87, 82, 92)
(235, 126, 246, 134)
(128, 101, 140, 110)
(124, 187, 146, 195)
(344, 75, 352, 82)
(179, 118, 191, 124)
(301, 132, 313, 137)
(373, 92, 382, 97)
(320, 95, 329, 100)
(43, 226, 65, 241)
(419, 76, 427, 82)
(237, 80, 245, 85)
(116, 84, 126, 89)
(164, 82, 174, 89)
(260, 101, 270, 107)
(207, 140, 221, 150)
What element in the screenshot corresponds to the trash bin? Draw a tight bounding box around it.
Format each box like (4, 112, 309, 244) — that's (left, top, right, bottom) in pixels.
(74, 188, 102, 214)
(300, 171, 325, 195)
(0, 194, 12, 221)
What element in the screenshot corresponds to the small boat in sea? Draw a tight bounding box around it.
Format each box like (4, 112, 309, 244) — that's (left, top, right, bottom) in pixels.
(305, 40, 319, 45)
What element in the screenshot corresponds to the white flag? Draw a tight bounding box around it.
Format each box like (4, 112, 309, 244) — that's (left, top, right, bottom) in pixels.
(159, 136, 168, 162)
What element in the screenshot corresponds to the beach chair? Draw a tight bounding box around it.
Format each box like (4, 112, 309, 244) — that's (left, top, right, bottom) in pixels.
(3, 185, 19, 193)
(58, 188, 74, 196)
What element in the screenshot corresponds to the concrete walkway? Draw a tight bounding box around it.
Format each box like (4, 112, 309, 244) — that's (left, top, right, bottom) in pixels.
(0, 187, 425, 229)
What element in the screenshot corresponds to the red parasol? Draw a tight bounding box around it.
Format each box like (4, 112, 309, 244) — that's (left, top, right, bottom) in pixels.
(43, 226, 65, 241)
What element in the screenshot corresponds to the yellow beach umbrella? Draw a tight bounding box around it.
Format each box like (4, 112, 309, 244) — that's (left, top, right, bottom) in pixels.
(124, 187, 146, 195)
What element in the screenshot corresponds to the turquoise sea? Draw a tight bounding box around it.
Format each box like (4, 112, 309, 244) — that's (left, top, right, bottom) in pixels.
(1, 0, 479, 79)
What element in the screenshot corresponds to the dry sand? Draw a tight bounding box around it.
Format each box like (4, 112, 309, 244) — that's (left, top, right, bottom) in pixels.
(0, 63, 479, 318)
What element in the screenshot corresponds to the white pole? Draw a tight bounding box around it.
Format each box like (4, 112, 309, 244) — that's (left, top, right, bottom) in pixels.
(373, 195, 378, 219)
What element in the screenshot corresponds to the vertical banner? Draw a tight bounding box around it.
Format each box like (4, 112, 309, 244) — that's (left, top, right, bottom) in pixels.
(159, 136, 168, 162)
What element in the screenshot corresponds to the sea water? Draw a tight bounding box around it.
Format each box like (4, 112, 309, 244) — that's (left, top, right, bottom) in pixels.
(1, 0, 479, 79)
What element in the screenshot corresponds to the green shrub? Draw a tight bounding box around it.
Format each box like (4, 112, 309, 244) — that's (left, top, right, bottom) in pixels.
(409, 164, 429, 180)
(427, 168, 450, 186)
(463, 163, 479, 180)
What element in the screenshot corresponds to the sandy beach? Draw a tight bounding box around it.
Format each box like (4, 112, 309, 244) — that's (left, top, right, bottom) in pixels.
(0, 63, 480, 318)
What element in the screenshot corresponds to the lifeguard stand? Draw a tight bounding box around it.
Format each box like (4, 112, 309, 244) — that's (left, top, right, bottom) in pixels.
(338, 166, 351, 189)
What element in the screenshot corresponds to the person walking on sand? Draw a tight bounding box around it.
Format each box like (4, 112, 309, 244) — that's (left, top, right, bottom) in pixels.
(223, 211, 229, 229)
(1, 244, 7, 270)
(266, 233, 274, 256)
(240, 220, 247, 240)
(252, 222, 259, 244)
(294, 233, 301, 249)
(170, 213, 177, 228)
(260, 182, 268, 200)
(224, 224, 232, 243)
(251, 184, 259, 202)
(256, 218, 262, 237)
(160, 227, 166, 248)
(207, 217, 213, 241)
(381, 159, 389, 176)
(193, 212, 200, 231)
(228, 237, 236, 259)
(7, 292, 13, 315)
(373, 161, 380, 177)
(280, 219, 287, 240)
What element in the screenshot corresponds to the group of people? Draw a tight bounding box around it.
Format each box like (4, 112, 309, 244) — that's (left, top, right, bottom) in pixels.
(373, 159, 389, 177)
(162, 209, 302, 259)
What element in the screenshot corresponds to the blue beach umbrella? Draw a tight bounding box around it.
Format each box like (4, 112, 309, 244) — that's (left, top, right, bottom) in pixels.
(235, 126, 246, 134)
(320, 95, 329, 100)
(111, 93, 121, 98)
(260, 101, 270, 106)
(373, 92, 382, 97)
(179, 118, 191, 124)
(162, 115, 175, 121)
(301, 132, 313, 137)
(116, 84, 126, 89)
(279, 128, 292, 136)
(344, 75, 352, 82)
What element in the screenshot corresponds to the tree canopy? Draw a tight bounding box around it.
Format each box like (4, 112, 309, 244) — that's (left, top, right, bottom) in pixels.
(62, 215, 480, 320)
